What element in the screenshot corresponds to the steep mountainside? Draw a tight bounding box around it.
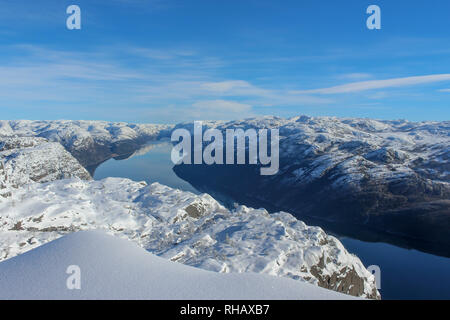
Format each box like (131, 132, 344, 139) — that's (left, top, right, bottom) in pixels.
(172, 116, 450, 253)
(0, 136, 91, 198)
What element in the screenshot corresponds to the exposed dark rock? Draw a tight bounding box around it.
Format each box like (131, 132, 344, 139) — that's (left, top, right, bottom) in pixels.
(185, 204, 206, 218)
(310, 255, 379, 299)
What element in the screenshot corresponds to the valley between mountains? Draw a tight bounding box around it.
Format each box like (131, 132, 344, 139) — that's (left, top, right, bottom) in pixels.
(1, 116, 448, 299)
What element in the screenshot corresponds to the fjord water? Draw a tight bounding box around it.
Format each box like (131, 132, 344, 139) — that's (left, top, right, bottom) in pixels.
(95, 143, 199, 194)
(94, 142, 450, 300)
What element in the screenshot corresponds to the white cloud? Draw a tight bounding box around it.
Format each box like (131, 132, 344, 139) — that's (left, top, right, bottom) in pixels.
(438, 88, 450, 92)
(292, 74, 450, 94)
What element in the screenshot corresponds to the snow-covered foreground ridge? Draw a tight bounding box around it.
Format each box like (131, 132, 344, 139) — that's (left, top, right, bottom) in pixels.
(0, 231, 358, 300)
(0, 177, 380, 299)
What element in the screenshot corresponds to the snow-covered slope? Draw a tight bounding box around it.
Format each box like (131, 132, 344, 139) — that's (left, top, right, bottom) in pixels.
(0, 120, 171, 173)
(172, 116, 450, 249)
(0, 231, 357, 300)
(0, 136, 91, 198)
(0, 177, 379, 299)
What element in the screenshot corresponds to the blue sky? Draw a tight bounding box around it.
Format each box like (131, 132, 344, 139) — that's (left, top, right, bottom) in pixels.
(0, 0, 450, 123)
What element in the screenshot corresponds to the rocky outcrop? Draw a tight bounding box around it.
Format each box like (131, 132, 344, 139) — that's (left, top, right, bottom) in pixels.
(309, 251, 378, 298)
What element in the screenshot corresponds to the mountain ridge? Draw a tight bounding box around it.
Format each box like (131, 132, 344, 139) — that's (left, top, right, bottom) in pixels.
(172, 116, 450, 253)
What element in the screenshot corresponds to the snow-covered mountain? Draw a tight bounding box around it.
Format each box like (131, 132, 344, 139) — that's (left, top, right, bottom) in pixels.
(0, 136, 91, 198)
(2, 116, 447, 298)
(0, 120, 171, 174)
(0, 126, 379, 298)
(0, 177, 379, 299)
(0, 231, 358, 300)
(172, 116, 450, 251)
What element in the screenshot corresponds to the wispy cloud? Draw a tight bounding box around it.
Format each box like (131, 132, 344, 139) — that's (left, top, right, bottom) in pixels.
(0, 44, 333, 122)
(201, 80, 267, 96)
(190, 100, 254, 119)
(292, 74, 450, 95)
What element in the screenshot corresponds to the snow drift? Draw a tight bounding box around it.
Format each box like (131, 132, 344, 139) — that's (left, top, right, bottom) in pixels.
(0, 230, 357, 300)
